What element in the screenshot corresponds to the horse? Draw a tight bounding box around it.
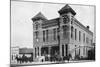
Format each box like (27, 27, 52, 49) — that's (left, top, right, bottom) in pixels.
(15, 56, 22, 63)
(27, 56, 33, 62)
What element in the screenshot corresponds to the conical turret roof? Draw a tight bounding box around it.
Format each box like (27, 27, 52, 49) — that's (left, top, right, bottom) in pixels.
(58, 4, 76, 15)
(32, 12, 47, 21)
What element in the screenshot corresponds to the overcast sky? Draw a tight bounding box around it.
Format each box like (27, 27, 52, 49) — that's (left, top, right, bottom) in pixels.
(11, 1, 95, 48)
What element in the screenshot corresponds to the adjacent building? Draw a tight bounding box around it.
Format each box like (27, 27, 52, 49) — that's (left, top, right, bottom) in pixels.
(11, 46, 19, 63)
(32, 4, 93, 60)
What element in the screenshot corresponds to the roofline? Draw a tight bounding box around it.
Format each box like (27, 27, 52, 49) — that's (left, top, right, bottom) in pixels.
(74, 18, 93, 36)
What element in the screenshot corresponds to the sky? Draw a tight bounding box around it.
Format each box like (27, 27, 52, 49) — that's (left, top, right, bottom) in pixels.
(11, 1, 95, 48)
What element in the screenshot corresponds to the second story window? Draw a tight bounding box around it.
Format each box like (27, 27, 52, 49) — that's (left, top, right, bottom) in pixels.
(43, 30, 49, 42)
(71, 26, 74, 39)
(62, 25, 69, 39)
(71, 17, 74, 24)
(35, 31, 39, 40)
(43, 30, 45, 42)
(63, 25, 67, 39)
(46, 30, 49, 41)
(86, 37, 89, 44)
(75, 29, 77, 40)
(35, 22, 39, 30)
(36, 23, 38, 30)
(83, 33, 85, 42)
(53, 28, 57, 40)
(91, 40, 93, 45)
(79, 31, 81, 41)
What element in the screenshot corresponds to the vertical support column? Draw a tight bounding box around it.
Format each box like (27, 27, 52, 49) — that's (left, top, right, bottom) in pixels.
(86, 47, 87, 57)
(48, 46, 51, 61)
(67, 44, 70, 55)
(39, 47, 41, 56)
(48, 46, 51, 55)
(60, 44, 62, 57)
(33, 47, 35, 60)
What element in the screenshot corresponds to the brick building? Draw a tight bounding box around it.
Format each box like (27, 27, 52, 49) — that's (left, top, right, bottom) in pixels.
(32, 4, 93, 60)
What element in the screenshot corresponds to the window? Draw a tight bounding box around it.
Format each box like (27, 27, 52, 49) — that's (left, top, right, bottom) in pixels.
(86, 37, 89, 44)
(53, 28, 56, 40)
(83, 33, 85, 42)
(38, 47, 39, 56)
(36, 24, 38, 30)
(65, 44, 68, 56)
(62, 25, 69, 39)
(62, 15, 69, 24)
(46, 30, 49, 41)
(62, 45, 64, 56)
(35, 22, 39, 30)
(35, 31, 39, 40)
(63, 26, 67, 39)
(71, 17, 73, 24)
(75, 29, 77, 40)
(43, 31, 45, 42)
(91, 40, 92, 45)
(71, 26, 74, 39)
(79, 46, 80, 56)
(79, 31, 81, 41)
(75, 45, 77, 56)
(35, 48, 36, 57)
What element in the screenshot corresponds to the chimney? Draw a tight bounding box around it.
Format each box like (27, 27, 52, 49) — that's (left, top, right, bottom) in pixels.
(86, 26, 89, 29)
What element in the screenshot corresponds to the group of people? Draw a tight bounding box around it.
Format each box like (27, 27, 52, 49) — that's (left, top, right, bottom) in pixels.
(15, 54, 33, 63)
(42, 51, 72, 62)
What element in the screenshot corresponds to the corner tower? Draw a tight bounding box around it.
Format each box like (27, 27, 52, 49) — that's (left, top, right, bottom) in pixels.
(31, 12, 47, 58)
(58, 4, 76, 56)
(58, 4, 76, 41)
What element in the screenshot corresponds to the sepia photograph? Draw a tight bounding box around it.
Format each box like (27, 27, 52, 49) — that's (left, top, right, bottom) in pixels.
(10, 0, 96, 66)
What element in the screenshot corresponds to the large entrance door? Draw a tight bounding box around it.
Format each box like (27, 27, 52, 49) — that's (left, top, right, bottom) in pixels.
(51, 46, 59, 56)
(41, 47, 48, 56)
(41, 46, 59, 56)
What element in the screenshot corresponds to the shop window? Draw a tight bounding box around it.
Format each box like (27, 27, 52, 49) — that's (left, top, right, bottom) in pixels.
(62, 45, 64, 56)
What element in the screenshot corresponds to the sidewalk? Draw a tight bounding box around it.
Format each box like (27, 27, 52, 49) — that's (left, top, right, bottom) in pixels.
(11, 60, 95, 66)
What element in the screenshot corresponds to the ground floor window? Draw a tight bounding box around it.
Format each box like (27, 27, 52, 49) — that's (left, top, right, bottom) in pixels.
(79, 46, 80, 56)
(62, 45, 64, 56)
(38, 47, 39, 56)
(35, 48, 36, 58)
(75, 45, 77, 57)
(65, 44, 68, 56)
